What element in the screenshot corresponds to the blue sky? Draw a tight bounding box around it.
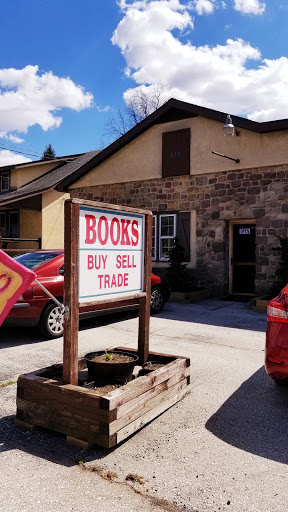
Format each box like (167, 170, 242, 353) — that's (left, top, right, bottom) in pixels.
(0, 0, 287, 165)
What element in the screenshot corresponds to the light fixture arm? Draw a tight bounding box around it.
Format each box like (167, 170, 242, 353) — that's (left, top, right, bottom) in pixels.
(212, 151, 240, 164)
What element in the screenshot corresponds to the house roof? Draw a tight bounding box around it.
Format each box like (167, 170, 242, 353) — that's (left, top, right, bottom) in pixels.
(0, 150, 101, 206)
(0, 153, 83, 173)
(2, 98, 288, 205)
(56, 98, 288, 192)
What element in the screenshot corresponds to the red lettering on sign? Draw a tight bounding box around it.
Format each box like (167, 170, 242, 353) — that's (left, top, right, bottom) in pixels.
(131, 220, 139, 247)
(116, 255, 121, 269)
(110, 218, 121, 246)
(97, 273, 129, 289)
(98, 216, 109, 245)
(121, 219, 131, 246)
(85, 215, 97, 244)
(88, 255, 93, 269)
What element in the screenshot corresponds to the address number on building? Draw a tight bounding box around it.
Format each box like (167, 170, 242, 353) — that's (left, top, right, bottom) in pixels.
(239, 228, 250, 235)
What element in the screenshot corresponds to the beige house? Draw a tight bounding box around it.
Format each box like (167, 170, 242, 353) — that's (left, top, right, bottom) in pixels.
(2, 98, 287, 297)
(57, 99, 288, 298)
(0, 151, 100, 253)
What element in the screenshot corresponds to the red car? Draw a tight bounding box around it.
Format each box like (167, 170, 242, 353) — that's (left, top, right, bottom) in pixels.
(4, 251, 169, 339)
(265, 284, 288, 383)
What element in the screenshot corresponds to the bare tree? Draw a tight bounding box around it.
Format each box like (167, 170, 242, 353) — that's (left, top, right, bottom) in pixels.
(104, 85, 170, 140)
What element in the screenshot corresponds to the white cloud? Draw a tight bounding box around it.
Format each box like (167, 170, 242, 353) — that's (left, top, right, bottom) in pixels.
(234, 0, 265, 15)
(0, 65, 93, 137)
(96, 105, 111, 112)
(193, 0, 216, 15)
(0, 150, 31, 166)
(112, 0, 288, 122)
(0, 132, 24, 143)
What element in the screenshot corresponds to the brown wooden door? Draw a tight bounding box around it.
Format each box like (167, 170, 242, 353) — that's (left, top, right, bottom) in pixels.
(231, 222, 256, 294)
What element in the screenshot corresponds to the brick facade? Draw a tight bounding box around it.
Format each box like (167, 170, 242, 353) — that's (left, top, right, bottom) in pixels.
(71, 163, 288, 297)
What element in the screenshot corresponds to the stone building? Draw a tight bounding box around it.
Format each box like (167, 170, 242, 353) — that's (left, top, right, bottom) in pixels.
(58, 99, 288, 298)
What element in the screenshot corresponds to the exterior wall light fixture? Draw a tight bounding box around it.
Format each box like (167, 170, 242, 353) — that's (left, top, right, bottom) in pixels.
(211, 114, 240, 163)
(223, 114, 235, 136)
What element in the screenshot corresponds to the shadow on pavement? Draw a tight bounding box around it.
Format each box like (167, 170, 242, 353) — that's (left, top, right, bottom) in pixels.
(0, 310, 138, 349)
(206, 366, 288, 465)
(0, 414, 109, 466)
(158, 299, 267, 332)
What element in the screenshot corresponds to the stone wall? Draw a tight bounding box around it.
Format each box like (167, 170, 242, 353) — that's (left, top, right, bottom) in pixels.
(71, 163, 288, 297)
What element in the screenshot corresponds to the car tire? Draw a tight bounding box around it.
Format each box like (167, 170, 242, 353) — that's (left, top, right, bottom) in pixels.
(151, 286, 164, 314)
(39, 302, 64, 339)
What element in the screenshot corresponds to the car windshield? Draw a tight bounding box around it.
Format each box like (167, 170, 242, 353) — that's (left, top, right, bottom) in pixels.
(14, 252, 59, 270)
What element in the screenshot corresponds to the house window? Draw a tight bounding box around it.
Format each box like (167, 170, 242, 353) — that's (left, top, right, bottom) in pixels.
(152, 215, 157, 260)
(0, 210, 19, 238)
(159, 214, 176, 261)
(0, 171, 10, 192)
(0, 211, 7, 237)
(162, 128, 190, 177)
(152, 212, 190, 262)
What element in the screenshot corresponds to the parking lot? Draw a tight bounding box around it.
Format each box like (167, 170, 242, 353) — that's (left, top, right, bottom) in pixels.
(1, 299, 288, 512)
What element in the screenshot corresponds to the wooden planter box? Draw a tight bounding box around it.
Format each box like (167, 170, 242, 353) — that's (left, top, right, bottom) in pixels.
(250, 297, 270, 312)
(16, 348, 190, 449)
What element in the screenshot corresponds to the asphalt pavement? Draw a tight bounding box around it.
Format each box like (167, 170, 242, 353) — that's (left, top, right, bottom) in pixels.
(1, 298, 287, 512)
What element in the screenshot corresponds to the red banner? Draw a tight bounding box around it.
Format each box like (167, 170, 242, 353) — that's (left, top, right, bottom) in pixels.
(0, 250, 36, 327)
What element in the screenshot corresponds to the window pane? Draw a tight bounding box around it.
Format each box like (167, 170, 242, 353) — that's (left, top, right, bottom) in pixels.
(15, 252, 58, 270)
(1, 172, 9, 191)
(160, 216, 175, 236)
(160, 238, 174, 260)
(0, 212, 7, 237)
(152, 216, 156, 260)
(9, 212, 19, 237)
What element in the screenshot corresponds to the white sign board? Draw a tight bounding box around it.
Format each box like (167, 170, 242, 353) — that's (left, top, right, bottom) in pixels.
(79, 206, 144, 303)
(239, 228, 250, 235)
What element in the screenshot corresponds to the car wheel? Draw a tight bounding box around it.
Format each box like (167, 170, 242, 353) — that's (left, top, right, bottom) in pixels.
(151, 286, 164, 314)
(39, 302, 64, 339)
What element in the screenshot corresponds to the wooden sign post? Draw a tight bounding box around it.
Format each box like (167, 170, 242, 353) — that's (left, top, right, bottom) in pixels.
(16, 198, 190, 450)
(62, 199, 152, 384)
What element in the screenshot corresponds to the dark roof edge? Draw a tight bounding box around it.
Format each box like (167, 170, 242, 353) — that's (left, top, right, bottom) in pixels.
(0, 187, 53, 206)
(0, 153, 84, 172)
(56, 98, 288, 191)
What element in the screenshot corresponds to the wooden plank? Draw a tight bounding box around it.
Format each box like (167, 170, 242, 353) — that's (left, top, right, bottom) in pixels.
(116, 367, 190, 419)
(104, 358, 188, 410)
(69, 198, 152, 216)
(109, 378, 189, 435)
(17, 376, 109, 416)
(63, 200, 79, 385)
(15, 419, 38, 432)
(17, 389, 114, 422)
(138, 213, 152, 365)
(79, 293, 146, 309)
(117, 386, 190, 444)
(16, 401, 101, 441)
(116, 347, 191, 364)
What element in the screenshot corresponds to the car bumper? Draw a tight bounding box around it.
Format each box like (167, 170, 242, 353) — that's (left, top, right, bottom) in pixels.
(265, 321, 288, 381)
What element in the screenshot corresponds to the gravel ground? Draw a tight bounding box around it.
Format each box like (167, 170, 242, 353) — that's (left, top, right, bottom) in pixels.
(2, 299, 288, 512)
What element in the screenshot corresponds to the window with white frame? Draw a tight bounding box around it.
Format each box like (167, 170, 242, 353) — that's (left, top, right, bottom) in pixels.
(159, 214, 176, 261)
(152, 215, 157, 260)
(152, 211, 190, 262)
(0, 171, 9, 192)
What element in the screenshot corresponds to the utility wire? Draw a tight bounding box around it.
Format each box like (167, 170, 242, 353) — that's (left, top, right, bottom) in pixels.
(0, 144, 56, 160)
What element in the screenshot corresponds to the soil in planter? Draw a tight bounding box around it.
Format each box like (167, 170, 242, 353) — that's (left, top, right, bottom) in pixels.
(140, 361, 167, 376)
(89, 353, 135, 364)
